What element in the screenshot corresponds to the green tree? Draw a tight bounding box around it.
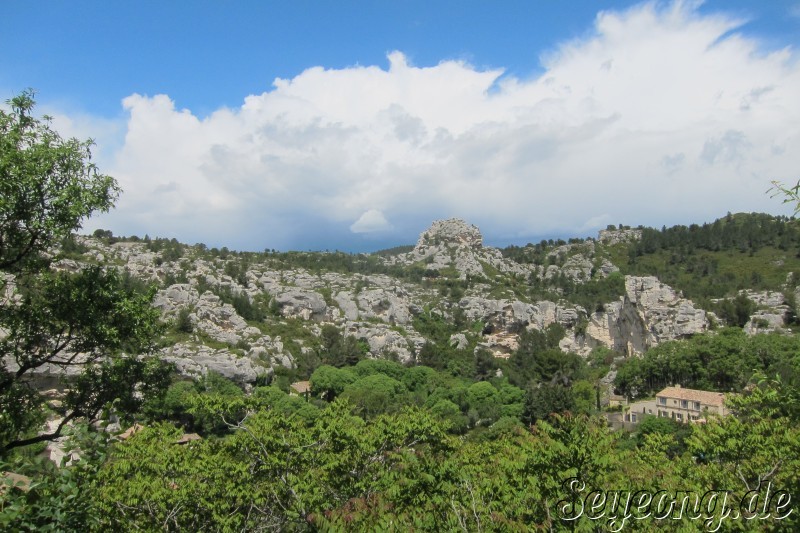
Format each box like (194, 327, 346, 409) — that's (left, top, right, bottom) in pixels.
(634, 414, 689, 457)
(90, 403, 453, 531)
(251, 385, 320, 424)
(523, 383, 575, 424)
(0, 91, 118, 272)
(310, 364, 356, 401)
(417, 341, 446, 370)
(465, 381, 500, 426)
(143, 380, 198, 426)
(570, 380, 596, 415)
(713, 292, 757, 327)
(340, 374, 408, 419)
(317, 325, 365, 367)
(687, 376, 800, 528)
(473, 347, 496, 381)
(429, 399, 468, 434)
(508, 324, 580, 386)
(174, 306, 193, 333)
(0, 92, 168, 452)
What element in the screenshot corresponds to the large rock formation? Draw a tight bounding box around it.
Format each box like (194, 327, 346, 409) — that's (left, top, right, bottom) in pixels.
(581, 276, 710, 355)
(458, 297, 580, 333)
(740, 289, 791, 335)
(154, 285, 261, 346)
(161, 343, 265, 383)
(415, 219, 483, 250)
(345, 322, 424, 364)
(459, 275, 710, 358)
(457, 296, 583, 357)
(387, 219, 531, 279)
(274, 289, 328, 320)
(35, 218, 789, 389)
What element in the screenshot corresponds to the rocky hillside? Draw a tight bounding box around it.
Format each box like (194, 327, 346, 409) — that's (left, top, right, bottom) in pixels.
(32, 214, 797, 387)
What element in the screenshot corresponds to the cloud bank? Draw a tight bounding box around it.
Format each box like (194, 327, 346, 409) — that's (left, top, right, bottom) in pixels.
(84, 1, 799, 250)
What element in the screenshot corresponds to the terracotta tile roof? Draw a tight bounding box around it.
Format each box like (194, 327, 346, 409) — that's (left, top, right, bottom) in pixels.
(118, 423, 145, 440)
(290, 381, 311, 394)
(175, 433, 202, 445)
(1, 472, 31, 494)
(657, 386, 725, 407)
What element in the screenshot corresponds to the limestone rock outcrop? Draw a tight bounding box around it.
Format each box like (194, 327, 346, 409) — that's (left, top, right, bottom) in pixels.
(346, 323, 423, 364)
(744, 310, 788, 335)
(192, 292, 262, 345)
(458, 276, 710, 358)
(458, 297, 580, 333)
(35, 220, 747, 388)
(578, 276, 710, 355)
(153, 283, 199, 313)
(598, 228, 642, 245)
(275, 289, 327, 320)
(740, 289, 791, 334)
(414, 219, 483, 250)
(161, 343, 265, 383)
(387, 219, 532, 280)
(355, 287, 413, 325)
(154, 285, 261, 346)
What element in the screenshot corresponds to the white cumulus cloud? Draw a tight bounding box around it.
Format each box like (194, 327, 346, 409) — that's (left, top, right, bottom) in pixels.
(350, 209, 393, 234)
(73, 0, 800, 250)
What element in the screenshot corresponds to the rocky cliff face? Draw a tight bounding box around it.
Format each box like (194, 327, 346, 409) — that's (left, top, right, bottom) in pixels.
(415, 219, 483, 250)
(452, 275, 710, 358)
(740, 289, 792, 335)
(20, 219, 783, 386)
(578, 276, 710, 355)
(387, 219, 532, 280)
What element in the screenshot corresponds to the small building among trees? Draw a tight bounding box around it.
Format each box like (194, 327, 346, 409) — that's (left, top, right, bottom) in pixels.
(624, 385, 728, 424)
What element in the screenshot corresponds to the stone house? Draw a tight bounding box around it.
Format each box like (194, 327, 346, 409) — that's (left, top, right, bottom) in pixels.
(623, 385, 728, 424)
(290, 380, 312, 398)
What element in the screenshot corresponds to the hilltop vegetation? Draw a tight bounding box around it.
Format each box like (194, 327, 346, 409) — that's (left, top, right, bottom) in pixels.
(503, 213, 800, 304)
(619, 213, 800, 301)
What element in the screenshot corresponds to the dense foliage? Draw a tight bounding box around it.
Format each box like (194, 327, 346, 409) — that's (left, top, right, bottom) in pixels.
(0, 92, 170, 452)
(501, 213, 800, 318)
(614, 327, 800, 398)
(3, 374, 797, 531)
(620, 213, 800, 303)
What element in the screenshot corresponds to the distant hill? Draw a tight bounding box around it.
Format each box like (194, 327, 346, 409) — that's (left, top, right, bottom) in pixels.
(52, 212, 795, 388)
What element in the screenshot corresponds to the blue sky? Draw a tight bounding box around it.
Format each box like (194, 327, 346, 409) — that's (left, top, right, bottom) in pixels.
(3, 1, 800, 251)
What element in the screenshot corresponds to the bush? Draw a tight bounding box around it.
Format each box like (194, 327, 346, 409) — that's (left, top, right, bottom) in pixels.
(174, 307, 193, 333)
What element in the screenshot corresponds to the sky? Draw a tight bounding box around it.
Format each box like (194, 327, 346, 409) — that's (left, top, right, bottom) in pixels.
(2, 1, 800, 252)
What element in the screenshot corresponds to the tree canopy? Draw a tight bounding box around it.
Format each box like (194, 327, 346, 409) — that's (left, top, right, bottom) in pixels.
(0, 91, 169, 453)
(0, 90, 119, 272)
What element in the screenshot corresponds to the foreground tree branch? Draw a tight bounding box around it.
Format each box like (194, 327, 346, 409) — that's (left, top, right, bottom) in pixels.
(0, 91, 170, 453)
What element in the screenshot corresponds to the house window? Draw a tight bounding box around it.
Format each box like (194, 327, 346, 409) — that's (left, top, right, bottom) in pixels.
(694, 402, 701, 410)
(681, 400, 688, 408)
(658, 397, 666, 405)
(676, 413, 683, 421)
